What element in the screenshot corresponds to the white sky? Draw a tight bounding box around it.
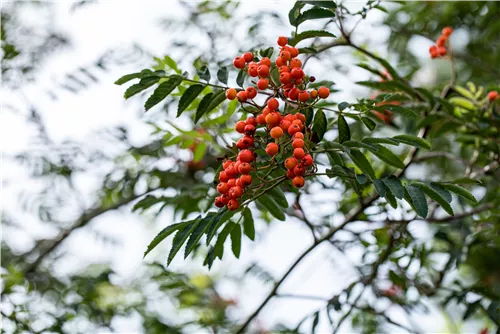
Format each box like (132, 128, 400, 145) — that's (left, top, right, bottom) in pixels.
(1, 1, 485, 333)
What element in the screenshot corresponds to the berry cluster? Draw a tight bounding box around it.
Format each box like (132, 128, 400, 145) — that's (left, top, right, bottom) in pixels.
(429, 26, 453, 59)
(215, 36, 331, 210)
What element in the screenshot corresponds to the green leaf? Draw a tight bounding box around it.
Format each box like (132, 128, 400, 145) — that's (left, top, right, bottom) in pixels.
(368, 145, 405, 169)
(326, 165, 352, 178)
(288, 1, 306, 27)
(197, 65, 210, 82)
(430, 183, 452, 203)
(177, 84, 205, 117)
(267, 186, 289, 208)
(298, 47, 318, 54)
(454, 85, 476, 100)
(242, 207, 255, 241)
(393, 135, 431, 150)
(236, 70, 247, 87)
(372, 104, 419, 118)
(338, 102, 350, 111)
(115, 72, 143, 85)
(193, 141, 207, 162)
(302, 0, 337, 9)
(382, 176, 404, 199)
(348, 149, 375, 179)
(356, 80, 418, 99)
(413, 182, 454, 216)
(124, 76, 160, 99)
(217, 67, 228, 85)
(312, 109, 327, 141)
(213, 222, 235, 259)
(206, 208, 234, 245)
(449, 97, 476, 111)
(259, 47, 274, 58)
(296, 7, 336, 26)
(184, 213, 217, 259)
(195, 93, 213, 123)
(343, 140, 378, 151)
(338, 115, 350, 143)
(373, 179, 386, 197)
(305, 107, 314, 126)
(257, 195, 286, 221)
(356, 173, 368, 185)
(326, 150, 345, 167)
(162, 55, 181, 73)
(438, 183, 478, 204)
(143, 220, 191, 258)
(385, 189, 398, 208)
(168, 218, 201, 265)
(451, 177, 482, 185)
(362, 137, 400, 146)
(230, 224, 242, 258)
(289, 30, 336, 46)
(356, 63, 385, 79)
(311, 311, 320, 334)
(463, 301, 481, 320)
(361, 116, 376, 131)
(144, 75, 183, 111)
(404, 185, 428, 218)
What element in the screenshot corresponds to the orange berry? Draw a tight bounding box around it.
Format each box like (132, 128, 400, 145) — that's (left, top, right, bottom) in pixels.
(292, 138, 304, 148)
(246, 116, 257, 126)
(265, 111, 281, 126)
(275, 56, 285, 67)
(245, 86, 257, 99)
(280, 119, 292, 132)
(258, 65, 270, 77)
(292, 176, 305, 188)
(229, 185, 243, 199)
(280, 72, 292, 84)
(226, 88, 237, 100)
(257, 78, 269, 90)
(436, 35, 447, 47)
(284, 157, 298, 169)
(302, 154, 313, 166)
(293, 164, 306, 176)
(260, 57, 271, 67)
(236, 91, 248, 102)
(227, 199, 239, 211)
(290, 67, 304, 80)
(318, 86, 330, 99)
(238, 149, 255, 162)
(298, 90, 310, 102)
(289, 58, 302, 68)
(235, 121, 246, 133)
(488, 91, 499, 102)
(239, 174, 252, 187)
(293, 132, 304, 139)
(280, 50, 291, 61)
(279, 65, 290, 73)
(217, 182, 229, 194)
(256, 114, 266, 125)
(293, 148, 305, 159)
(442, 26, 453, 37)
(289, 47, 299, 58)
(277, 36, 288, 47)
(295, 113, 306, 123)
(267, 98, 279, 110)
(310, 89, 318, 99)
(284, 114, 297, 122)
(266, 142, 279, 156)
(288, 124, 301, 136)
(438, 46, 447, 56)
(238, 162, 252, 175)
(233, 56, 245, 69)
(270, 126, 284, 139)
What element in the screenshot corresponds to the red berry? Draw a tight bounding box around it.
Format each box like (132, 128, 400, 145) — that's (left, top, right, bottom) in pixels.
(280, 50, 291, 61)
(270, 126, 284, 139)
(227, 178, 236, 187)
(246, 86, 257, 99)
(293, 164, 306, 176)
(286, 169, 295, 179)
(257, 78, 269, 90)
(288, 88, 300, 101)
(217, 182, 229, 194)
(280, 72, 292, 84)
(229, 186, 243, 199)
(221, 194, 230, 205)
(289, 47, 299, 58)
(284, 157, 298, 169)
(236, 138, 247, 150)
(302, 154, 313, 167)
(290, 67, 304, 80)
(223, 160, 233, 169)
(233, 56, 245, 69)
(238, 162, 252, 174)
(225, 165, 238, 178)
(277, 36, 288, 47)
(227, 199, 239, 211)
(239, 174, 252, 187)
(266, 143, 279, 156)
(243, 52, 254, 63)
(309, 76, 316, 82)
(267, 98, 279, 110)
(244, 124, 256, 136)
(318, 86, 330, 99)
(438, 46, 447, 56)
(256, 114, 266, 125)
(292, 176, 305, 188)
(293, 132, 304, 139)
(238, 149, 255, 162)
(298, 90, 310, 102)
(235, 121, 246, 133)
(280, 119, 292, 132)
(260, 57, 271, 67)
(226, 88, 237, 100)
(219, 171, 229, 183)
(442, 26, 453, 37)
(257, 65, 270, 77)
(242, 135, 254, 147)
(246, 117, 257, 126)
(288, 124, 301, 136)
(279, 65, 290, 73)
(236, 91, 248, 102)
(293, 147, 305, 159)
(215, 196, 224, 208)
(275, 56, 285, 67)
(488, 91, 499, 102)
(248, 66, 258, 77)
(289, 58, 302, 68)
(292, 138, 304, 148)
(436, 35, 447, 47)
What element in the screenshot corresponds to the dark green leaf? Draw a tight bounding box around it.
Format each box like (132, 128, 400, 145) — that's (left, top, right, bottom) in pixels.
(177, 84, 205, 117)
(338, 115, 350, 143)
(382, 176, 404, 199)
(430, 183, 452, 203)
(373, 179, 386, 197)
(302, 0, 337, 9)
(367, 145, 405, 169)
(305, 107, 314, 126)
(195, 93, 213, 123)
(168, 218, 201, 265)
(217, 67, 228, 85)
(115, 72, 143, 85)
(463, 301, 481, 320)
(311, 311, 320, 334)
(338, 101, 350, 111)
(361, 116, 376, 131)
(257, 195, 286, 221)
(184, 213, 217, 259)
(206, 208, 234, 245)
(356, 63, 385, 79)
(124, 76, 160, 99)
(451, 177, 482, 185)
(348, 149, 375, 179)
(343, 140, 378, 151)
(230, 224, 242, 258)
(296, 7, 336, 26)
(404, 185, 428, 218)
(356, 173, 368, 185)
(197, 65, 210, 82)
(242, 208, 255, 241)
(259, 47, 274, 58)
(326, 150, 345, 167)
(438, 183, 478, 204)
(267, 186, 289, 208)
(214, 222, 235, 259)
(385, 188, 398, 208)
(145, 76, 183, 111)
(326, 165, 352, 178)
(393, 134, 431, 150)
(362, 137, 400, 146)
(288, 1, 306, 26)
(289, 30, 336, 46)
(413, 182, 454, 216)
(236, 70, 247, 87)
(195, 90, 226, 123)
(312, 109, 327, 141)
(143, 220, 191, 258)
